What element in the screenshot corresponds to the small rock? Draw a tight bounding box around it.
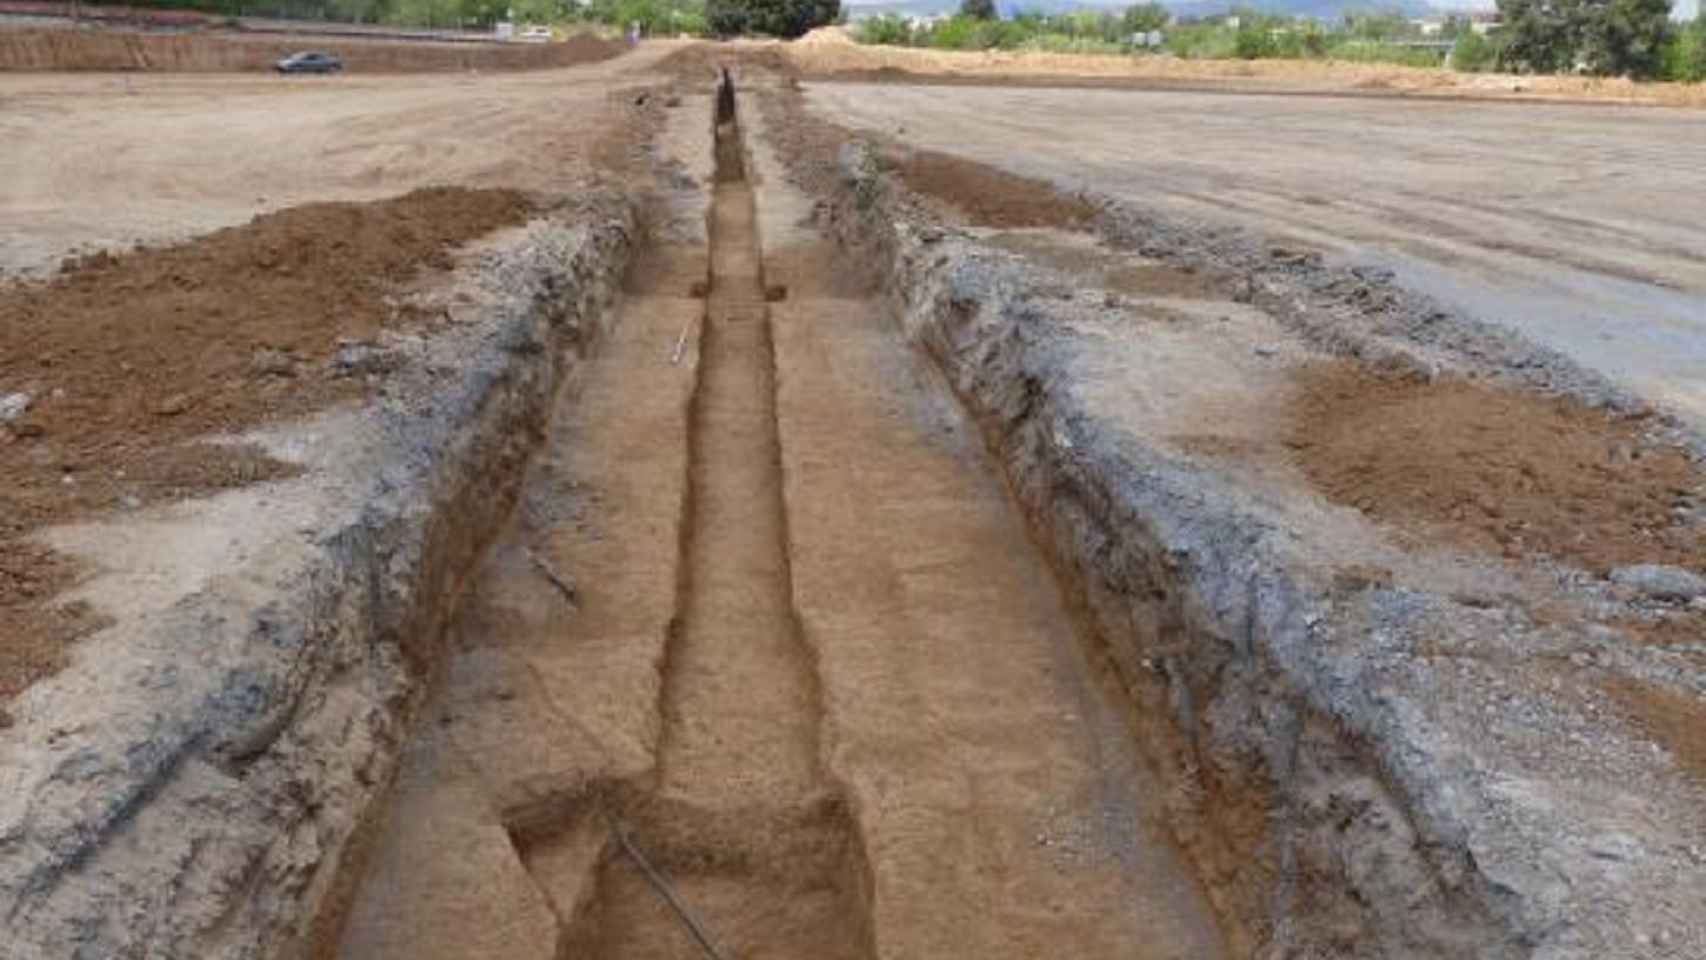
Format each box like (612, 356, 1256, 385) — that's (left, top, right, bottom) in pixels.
(10, 420, 45, 439)
(1253, 345, 1278, 358)
(249, 347, 297, 378)
(0, 392, 31, 423)
(152, 394, 191, 417)
(1609, 564, 1706, 603)
(1587, 831, 1641, 862)
(330, 341, 400, 378)
(663, 94, 682, 108)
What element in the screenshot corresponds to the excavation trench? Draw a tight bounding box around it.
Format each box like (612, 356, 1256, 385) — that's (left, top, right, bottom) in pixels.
(520, 74, 876, 960)
(335, 73, 1226, 960)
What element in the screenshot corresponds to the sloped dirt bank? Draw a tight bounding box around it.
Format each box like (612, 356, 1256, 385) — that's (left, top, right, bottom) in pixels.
(0, 194, 637, 960)
(783, 107, 1706, 957)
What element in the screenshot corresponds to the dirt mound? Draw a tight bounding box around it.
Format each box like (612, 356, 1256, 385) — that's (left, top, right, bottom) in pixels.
(1286, 364, 1704, 574)
(655, 41, 795, 83)
(0, 186, 535, 700)
(885, 147, 1094, 229)
(0, 27, 619, 73)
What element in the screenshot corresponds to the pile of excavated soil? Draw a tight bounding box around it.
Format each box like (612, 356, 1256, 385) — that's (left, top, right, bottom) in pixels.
(655, 42, 795, 82)
(884, 147, 1094, 229)
(0, 186, 535, 701)
(1286, 364, 1704, 575)
(0, 28, 619, 73)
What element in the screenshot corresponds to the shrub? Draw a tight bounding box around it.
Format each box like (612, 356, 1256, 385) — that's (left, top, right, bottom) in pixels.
(960, 0, 996, 21)
(1233, 22, 1275, 59)
(1165, 22, 1237, 58)
(1658, 17, 1706, 81)
(856, 13, 912, 45)
(1451, 28, 1498, 71)
(925, 15, 980, 47)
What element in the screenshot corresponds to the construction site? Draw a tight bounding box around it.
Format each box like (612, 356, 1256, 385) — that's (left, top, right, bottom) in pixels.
(1, 18, 1703, 960)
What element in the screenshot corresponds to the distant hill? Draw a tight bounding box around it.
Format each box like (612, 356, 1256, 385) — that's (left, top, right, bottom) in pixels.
(844, 0, 1437, 20)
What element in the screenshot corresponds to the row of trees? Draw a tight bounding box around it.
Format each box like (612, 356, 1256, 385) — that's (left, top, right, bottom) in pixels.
(900, 0, 1699, 80)
(69, 0, 838, 36)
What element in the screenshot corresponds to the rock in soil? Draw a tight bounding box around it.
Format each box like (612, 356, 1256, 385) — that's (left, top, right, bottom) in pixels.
(1610, 564, 1706, 602)
(0, 392, 30, 423)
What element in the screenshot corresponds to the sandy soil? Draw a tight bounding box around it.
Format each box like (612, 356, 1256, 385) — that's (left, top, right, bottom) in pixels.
(802, 79, 1706, 431)
(0, 42, 678, 277)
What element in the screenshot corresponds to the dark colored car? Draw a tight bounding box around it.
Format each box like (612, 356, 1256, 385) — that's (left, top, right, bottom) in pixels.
(275, 51, 343, 74)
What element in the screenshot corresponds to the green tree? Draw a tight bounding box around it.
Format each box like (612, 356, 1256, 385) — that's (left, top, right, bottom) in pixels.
(1659, 16, 1706, 81)
(1499, 0, 1670, 76)
(705, 0, 837, 35)
(960, 0, 996, 21)
(1577, 0, 1671, 75)
(1121, 1, 1167, 33)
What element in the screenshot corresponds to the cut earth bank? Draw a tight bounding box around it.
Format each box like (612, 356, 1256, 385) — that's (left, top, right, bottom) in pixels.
(758, 64, 1706, 959)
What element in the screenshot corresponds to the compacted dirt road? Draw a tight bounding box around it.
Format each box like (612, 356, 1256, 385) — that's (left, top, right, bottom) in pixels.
(805, 81, 1706, 429)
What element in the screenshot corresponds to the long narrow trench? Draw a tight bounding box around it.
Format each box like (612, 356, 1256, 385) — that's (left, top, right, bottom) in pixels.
(655, 71, 821, 808)
(336, 69, 1225, 960)
(552, 73, 874, 960)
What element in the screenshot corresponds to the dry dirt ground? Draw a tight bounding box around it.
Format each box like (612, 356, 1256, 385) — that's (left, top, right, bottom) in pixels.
(5, 33, 1706, 960)
(0, 42, 677, 698)
(803, 78, 1706, 433)
(0, 26, 619, 72)
(0, 41, 678, 277)
(787, 26, 1706, 107)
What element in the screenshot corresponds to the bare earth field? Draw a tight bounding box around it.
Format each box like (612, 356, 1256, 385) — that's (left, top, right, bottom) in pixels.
(2, 34, 1704, 960)
(0, 41, 671, 277)
(804, 79, 1706, 431)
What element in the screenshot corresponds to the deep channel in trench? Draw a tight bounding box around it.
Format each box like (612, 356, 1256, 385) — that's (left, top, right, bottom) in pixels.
(510, 71, 877, 960)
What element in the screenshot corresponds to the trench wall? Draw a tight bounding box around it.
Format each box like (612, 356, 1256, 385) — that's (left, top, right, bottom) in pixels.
(816, 142, 1531, 959)
(0, 198, 636, 960)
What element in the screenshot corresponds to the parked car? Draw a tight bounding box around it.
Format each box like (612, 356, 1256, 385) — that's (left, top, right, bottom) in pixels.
(275, 51, 343, 74)
(515, 25, 552, 42)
